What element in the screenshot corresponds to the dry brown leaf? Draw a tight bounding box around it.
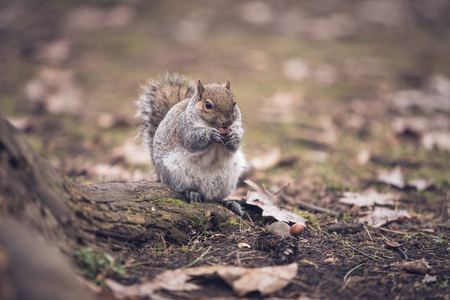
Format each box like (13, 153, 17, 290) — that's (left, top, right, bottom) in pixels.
(245, 180, 306, 226)
(389, 258, 429, 275)
(105, 263, 298, 298)
(217, 263, 298, 296)
(422, 274, 437, 284)
(406, 178, 434, 191)
(377, 166, 405, 189)
(112, 138, 149, 165)
(358, 207, 411, 227)
(245, 179, 277, 205)
(249, 147, 281, 171)
(422, 131, 450, 151)
(339, 189, 397, 208)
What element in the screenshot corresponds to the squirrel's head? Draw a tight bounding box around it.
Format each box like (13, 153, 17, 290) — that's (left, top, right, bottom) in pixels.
(195, 79, 239, 135)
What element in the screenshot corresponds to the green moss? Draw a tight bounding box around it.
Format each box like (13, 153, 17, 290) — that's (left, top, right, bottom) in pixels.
(153, 197, 187, 208)
(218, 220, 240, 230)
(296, 210, 316, 225)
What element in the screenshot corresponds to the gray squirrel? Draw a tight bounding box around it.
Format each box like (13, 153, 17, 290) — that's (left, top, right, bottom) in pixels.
(136, 73, 246, 215)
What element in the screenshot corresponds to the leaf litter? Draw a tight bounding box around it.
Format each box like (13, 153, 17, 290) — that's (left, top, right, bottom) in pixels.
(106, 263, 299, 299)
(244, 179, 306, 226)
(338, 189, 397, 208)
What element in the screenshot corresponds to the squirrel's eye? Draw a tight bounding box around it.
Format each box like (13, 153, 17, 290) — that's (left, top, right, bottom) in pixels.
(233, 102, 236, 107)
(205, 100, 213, 110)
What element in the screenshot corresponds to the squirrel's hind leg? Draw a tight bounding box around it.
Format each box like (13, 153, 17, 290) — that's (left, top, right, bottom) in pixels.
(185, 190, 203, 203)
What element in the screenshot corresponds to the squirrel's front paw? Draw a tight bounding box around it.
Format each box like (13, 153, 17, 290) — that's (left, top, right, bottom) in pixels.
(186, 190, 203, 203)
(209, 128, 224, 144)
(222, 131, 241, 148)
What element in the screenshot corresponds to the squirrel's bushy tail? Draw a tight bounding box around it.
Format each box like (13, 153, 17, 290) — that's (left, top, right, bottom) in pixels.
(136, 73, 196, 154)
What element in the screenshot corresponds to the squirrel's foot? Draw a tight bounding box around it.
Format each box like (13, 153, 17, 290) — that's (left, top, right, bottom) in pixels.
(223, 201, 243, 216)
(186, 190, 203, 203)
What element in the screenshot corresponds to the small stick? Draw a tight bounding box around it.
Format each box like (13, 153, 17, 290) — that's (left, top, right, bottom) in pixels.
(280, 194, 339, 215)
(343, 263, 365, 282)
(245, 212, 255, 226)
(378, 227, 410, 235)
(363, 225, 373, 242)
(183, 246, 212, 268)
(159, 233, 168, 253)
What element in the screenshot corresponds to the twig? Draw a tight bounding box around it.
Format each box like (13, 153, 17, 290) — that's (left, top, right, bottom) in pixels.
(245, 212, 255, 227)
(332, 236, 382, 263)
(288, 278, 317, 293)
(378, 227, 410, 235)
(345, 244, 382, 263)
(280, 194, 339, 215)
(343, 263, 364, 282)
(159, 233, 168, 253)
(183, 246, 212, 268)
(363, 225, 373, 242)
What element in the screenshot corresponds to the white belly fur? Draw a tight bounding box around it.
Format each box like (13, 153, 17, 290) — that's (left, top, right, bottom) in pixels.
(160, 143, 246, 201)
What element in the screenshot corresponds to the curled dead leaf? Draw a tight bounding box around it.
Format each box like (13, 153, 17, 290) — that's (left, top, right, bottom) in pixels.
(358, 207, 411, 227)
(377, 166, 405, 189)
(106, 263, 299, 298)
(389, 258, 429, 275)
(339, 189, 397, 208)
(384, 240, 400, 249)
(250, 148, 281, 171)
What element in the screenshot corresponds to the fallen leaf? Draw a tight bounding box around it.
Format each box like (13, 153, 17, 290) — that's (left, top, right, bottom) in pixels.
(238, 242, 251, 249)
(245, 179, 278, 205)
(247, 193, 306, 226)
(422, 274, 437, 284)
(112, 138, 149, 165)
(249, 147, 281, 170)
(299, 259, 318, 269)
(357, 149, 371, 165)
(218, 263, 298, 296)
(106, 263, 298, 298)
(339, 189, 397, 208)
(384, 240, 400, 249)
(24, 67, 82, 115)
(389, 258, 429, 275)
(358, 207, 411, 227)
(243, 180, 306, 227)
(283, 58, 310, 80)
(377, 166, 405, 189)
(324, 257, 335, 263)
(422, 131, 450, 151)
(406, 178, 434, 191)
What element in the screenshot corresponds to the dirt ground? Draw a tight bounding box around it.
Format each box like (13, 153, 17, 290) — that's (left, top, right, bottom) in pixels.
(1, 0, 449, 299)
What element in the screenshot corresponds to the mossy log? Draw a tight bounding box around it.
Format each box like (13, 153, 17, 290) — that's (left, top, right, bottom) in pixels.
(0, 114, 238, 299)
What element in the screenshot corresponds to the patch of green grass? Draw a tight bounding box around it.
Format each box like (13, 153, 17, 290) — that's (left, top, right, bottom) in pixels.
(73, 247, 126, 283)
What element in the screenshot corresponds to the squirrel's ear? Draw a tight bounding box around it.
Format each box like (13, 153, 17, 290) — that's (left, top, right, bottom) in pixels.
(197, 80, 205, 99)
(225, 78, 231, 90)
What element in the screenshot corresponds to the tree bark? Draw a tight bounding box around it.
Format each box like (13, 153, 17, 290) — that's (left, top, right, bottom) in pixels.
(0, 114, 238, 299)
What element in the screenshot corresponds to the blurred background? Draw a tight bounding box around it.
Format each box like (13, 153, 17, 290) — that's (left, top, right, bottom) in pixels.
(1, 0, 449, 198)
